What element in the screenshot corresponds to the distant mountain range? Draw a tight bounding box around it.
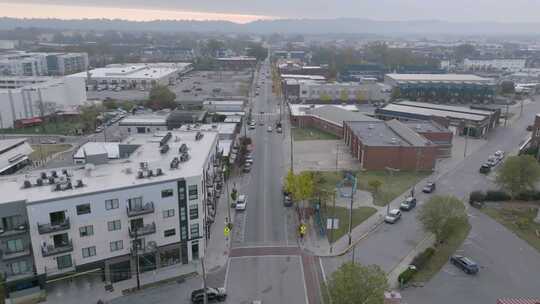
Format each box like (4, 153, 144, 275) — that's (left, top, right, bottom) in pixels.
(1, 17, 540, 35)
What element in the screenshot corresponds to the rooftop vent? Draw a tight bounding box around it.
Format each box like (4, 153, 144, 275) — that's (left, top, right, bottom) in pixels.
(40, 172, 47, 179)
(179, 143, 188, 153)
(195, 132, 203, 141)
(137, 170, 144, 179)
(36, 178, 43, 186)
(391, 138, 397, 144)
(139, 162, 148, 170)
(51, 170, 58, 178)
(368, 124, 374, 129)
(156, 168, 163, 176)
(75, 180, 84, 188)
(48, 177, 55, 184)
(180, 152, 189, 162)
(62, 169, 69, 176)
(23, 180, 32, 189)
(170, 157, 180, 169)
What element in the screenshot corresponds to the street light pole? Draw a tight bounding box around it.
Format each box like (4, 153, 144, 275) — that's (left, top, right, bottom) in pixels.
(202, 257, 208, 304)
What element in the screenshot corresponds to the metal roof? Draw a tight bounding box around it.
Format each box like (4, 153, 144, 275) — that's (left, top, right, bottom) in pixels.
(387, 73, 492, 83)
(378, 104, 487, 122)
(398, 101, 494, 116)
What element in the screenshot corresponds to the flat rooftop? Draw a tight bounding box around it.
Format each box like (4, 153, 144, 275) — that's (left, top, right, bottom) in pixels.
(378, 103, 488, 122)
(0, 131, 218, 204)
(73, 142, 120, 159)
(346, 120, 430, 147)
(0, 138, 27, 152)
(386, 73, 493, 83)
(398, 101, 494, 116)
(177, 123, 237, 135)
(69, 64, 179, 80)
(119, 115, 168, 126)
(289, 104, 372, 117)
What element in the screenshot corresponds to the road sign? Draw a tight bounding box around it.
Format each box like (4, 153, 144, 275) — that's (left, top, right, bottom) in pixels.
(326, 218, 339, 230)
(299, 224, 307, 235)
(224, 226, 230, 237)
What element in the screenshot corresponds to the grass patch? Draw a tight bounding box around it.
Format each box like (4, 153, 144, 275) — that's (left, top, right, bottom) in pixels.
(482, 205, 540, 253)
(321, 206, 377, 242)
(0, 121, 84, 135)
(29, 144, 71, 161)
(412, 223, 471, 282)
(313, 170, 430, 207)
(291, 127, 339, 141)
(320, 281, 330, 304)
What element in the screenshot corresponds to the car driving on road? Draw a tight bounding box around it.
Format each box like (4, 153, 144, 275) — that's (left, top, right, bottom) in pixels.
(422, 182, 436, 193)
(384, 209, 402, 224)
(479, 163, 491, 174)
(191, 287, 227, 303)
(267, 126, 272, 132)
(450, 255, 479, 274)
(400, 197, 417, 211)
(236, 194, 247, 210)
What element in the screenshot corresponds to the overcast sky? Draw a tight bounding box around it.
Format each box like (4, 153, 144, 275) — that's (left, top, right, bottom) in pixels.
(2, 0, 540, 23)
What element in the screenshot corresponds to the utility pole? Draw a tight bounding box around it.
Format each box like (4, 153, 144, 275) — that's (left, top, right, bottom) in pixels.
(463, 124, 469, 158)
(329, 191, 336, 253)
(132, 228, 141, 290)
(348, 182, 354, 246)
(504, 103, 509, 127)
(289, 109, 294, 173)
(201, 257, 208, 304)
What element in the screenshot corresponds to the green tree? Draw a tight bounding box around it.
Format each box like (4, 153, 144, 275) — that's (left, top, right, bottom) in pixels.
(320, 93, 332, 102)
(496, 155, 540, 198)
(368, 179, 383, 194)
(80, 105, 99, 132)
(328, 262, 388, 304)
(340, 90, 349, 102)
(283, 171, 314, 207)
(146, 85, 177, 110)
(247, 43, 268, 61)
(417, 195, 468, 243)
(454, 44, 477, 62)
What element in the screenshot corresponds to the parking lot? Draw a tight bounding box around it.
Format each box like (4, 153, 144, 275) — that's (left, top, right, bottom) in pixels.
(87, 70, 253, 102)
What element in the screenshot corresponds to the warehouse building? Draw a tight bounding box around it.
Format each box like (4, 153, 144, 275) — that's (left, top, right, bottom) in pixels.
(295, 79, 390, 103)
(384, 73, 496, 103)
(375, 101, 500, 138)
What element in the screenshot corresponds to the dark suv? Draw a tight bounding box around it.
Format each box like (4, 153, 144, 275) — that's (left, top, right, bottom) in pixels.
(400, 197, 417, 211)
(450, 255, 479, 274)
(191, 287, 227, 303)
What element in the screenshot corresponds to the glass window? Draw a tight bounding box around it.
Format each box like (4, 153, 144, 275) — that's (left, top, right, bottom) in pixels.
(164, 229, 176, 237)
(76, 204, 91, 215)
(107, 220, 121, 231)
(189, 205, 198, 220)
(82, 246, 96, 258)
(188, 185, 198, 200)
(79, 225, 94, 237)
(180, 207, 186, 221)
(178, 187, 186, 200)
(110, 240, 123, 252)
(161, 189, 174, 198)
(105, 199, 119, 210)
(190, 223, 199, 238)
(128, 197, 143, 209)
(180, 226, 187, 240)
(163, 209, 175, 218)
(6, 239, 23, 253)
(56, 254, 73, 269)
(9, 260, 30, 275)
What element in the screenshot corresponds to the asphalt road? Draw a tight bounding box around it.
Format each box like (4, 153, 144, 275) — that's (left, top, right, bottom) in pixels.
(323, 96, 540, 303)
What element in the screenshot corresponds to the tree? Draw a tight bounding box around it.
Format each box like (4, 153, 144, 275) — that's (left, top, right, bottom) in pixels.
(454, 44, 477, 62)
(368, 179, 383, 194)
(146, 85, 177, 110)
(328, 262, 388, 304)
(339, 90, 349, 102)
(417, 195, 468, 243)
(320, 93, 332, 102)
(247, 43, 268, 61)
(496, 155, 540, 198)
(80, 105, 100, 132)
(283, 171, 314, 207)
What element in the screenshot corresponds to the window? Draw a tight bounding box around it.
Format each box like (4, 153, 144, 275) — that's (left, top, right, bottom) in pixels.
(6, 239, 23, 253)
(188, 185, 198, 200)
(1, 215, 24, 231)
(161, 189, 174, 198)
(56, 254, 73, 269)
(9, 260, 30, 275)
(190, 223, 199, 238)
(79, 225, 94, 237)
(82, 246, 96, 258)
(163, 209, 175, 218)
(127, 127, 131, 133)
(110, 240, 123, 252)
(180, 226, 187, 240)
(178, 187, 186, 200)
(105, 199, 119, 210)
(136, 127, 146, 134)
(164, 229, 176, 237)
(76, 204, 91, 215)
(189, 205, 198, 220)
(108, 220, 121, 231)
(128, 197, 143, 209)
(180, 207, 186, 221)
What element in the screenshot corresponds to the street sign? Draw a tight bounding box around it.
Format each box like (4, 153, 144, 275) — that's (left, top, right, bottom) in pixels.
(224, 226, 230, 237)
(326, 218, 339, 230)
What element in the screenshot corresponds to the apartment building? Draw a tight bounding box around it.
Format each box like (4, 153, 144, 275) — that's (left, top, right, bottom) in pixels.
(298, 79, 390, 103)
(0, 51, 88, 76)
(0, 130, 220, 299)
(463, 58, 526, 72)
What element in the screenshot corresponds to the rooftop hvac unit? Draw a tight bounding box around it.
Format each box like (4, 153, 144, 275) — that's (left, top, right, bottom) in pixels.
(180, 152, 189, 162)
(51, 170, 58, 178)
(36, 178, 43, 186)
(48, 177, 55, 184)
(75, 180, 84, 188)
(40, 172, 47, 179)
(156, 168, 163, 176)
(160, 144, 170, 154)
(179, 143, 188, 153)
(137, 170, 144, 179)
(23, 180, 32, 189)
(148, 170, 154, 177)
(170, 157, 180, 169)
(195, 132, 203, 141)
(62, 169, 69, 176)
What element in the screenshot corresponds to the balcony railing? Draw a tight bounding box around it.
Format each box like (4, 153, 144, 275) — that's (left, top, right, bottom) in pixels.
(0, 222, 28, 238)
(129, 222, 156, 238)
(126, 202, 155, 217)
(4, 270, 35, 282)
(41, 240, 73, 257)
(2, 247, 31, 260)
(37, 218, 70, 235)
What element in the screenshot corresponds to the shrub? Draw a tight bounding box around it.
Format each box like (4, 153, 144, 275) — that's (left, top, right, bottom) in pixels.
(484, 190, 511, 201)
(469, 191, 486, 203)
(411, 247, 435, 269)
(516, 190, 540, 201)
(516, 218, 531, 230)
(398, 267, 417, 285)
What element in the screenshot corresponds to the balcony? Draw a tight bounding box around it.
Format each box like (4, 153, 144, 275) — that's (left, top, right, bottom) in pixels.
(1, 247, 31, 260)
(0, 222, 28, 238)
(126, 202, 155, 217)
(129, 222, 156, 238)
(4, 270, 36, 283)
(37, 218, 70, 235)
(41, 240, 73, 257)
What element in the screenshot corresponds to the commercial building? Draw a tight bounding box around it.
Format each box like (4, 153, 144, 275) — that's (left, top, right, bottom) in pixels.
(375, 101, 500, 137)
(0, 76, 87, 129)
(463, 58, 526, 72)
(118, 114, 169, 137)
(277, 61, 328, 78)
(0, 138, 34, 175)
(0, 130, 220, 298)
(297, 79, 390, 103)
(203, 100, 245, 113)
(68, 62, 193, 90)
(0, 51, 88, 76)
(216, 57, 257, 70)
(343, 120, 441, 171)
(384, 73, 496, 103)
(290, 104, 378, 137)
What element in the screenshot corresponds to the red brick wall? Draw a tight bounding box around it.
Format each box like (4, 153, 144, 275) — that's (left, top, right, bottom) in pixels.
(363, 145, 437, 171)
(294, 115, 343, 138)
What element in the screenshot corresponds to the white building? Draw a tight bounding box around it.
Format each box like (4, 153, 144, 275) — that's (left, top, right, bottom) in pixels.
(0, 138, 34, 175)
(463, 58, 526, 72)
(0, 51, 88, 76)
(69, 62, 193, 90)
(0, 130, 219, 284)
(298, 79, 390, 103)
(118, 114, 169, 137)
(0, 76, 87, 128)
(47, 53, 89, 76)
(203, 100, 245, 113)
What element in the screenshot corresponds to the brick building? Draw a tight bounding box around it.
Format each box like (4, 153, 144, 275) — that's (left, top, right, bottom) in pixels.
(343, 120, 444, 171)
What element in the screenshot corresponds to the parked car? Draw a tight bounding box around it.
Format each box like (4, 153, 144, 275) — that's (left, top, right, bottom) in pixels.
(422, 182, 436, 193)
(236, 195, 247, 211)
(384, 209, 402, 224)
(283, 193, 293, 207)
(243, 163, 252, 173)
(450, 255, 479, 274)
(479, 163, 491, 174)
(276, 127, 282, 133)
(494, 150, 505, 161)
(400, 197, 417, 211)
(267, 126, 273, 132)
(487, 155, 498, 167)
(191, 287, 227, 304)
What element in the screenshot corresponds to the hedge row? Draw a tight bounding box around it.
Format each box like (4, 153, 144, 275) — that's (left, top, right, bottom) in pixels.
(398, 267, 416, 285)
(398, 247, 436, 285)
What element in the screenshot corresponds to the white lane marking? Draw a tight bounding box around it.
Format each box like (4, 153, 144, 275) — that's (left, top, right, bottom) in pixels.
(229, 254, 298, 260)
(263, 134, 269, 242)
(319, 258, 327, 284)
(298, 255, 310, 304)
(285, 211, 289, 246)
(224, 258, 231, 289)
